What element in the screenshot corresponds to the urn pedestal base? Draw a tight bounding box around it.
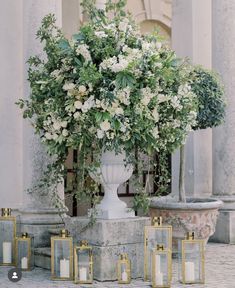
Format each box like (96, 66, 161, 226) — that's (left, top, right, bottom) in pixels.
(65, 216, 150, 281)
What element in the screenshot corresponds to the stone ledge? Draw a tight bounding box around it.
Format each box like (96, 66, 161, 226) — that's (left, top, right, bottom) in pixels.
(64, 216, 150, 246)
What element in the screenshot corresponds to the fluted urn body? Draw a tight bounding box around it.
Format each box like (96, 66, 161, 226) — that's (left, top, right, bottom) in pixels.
(89, 150, 135, 219)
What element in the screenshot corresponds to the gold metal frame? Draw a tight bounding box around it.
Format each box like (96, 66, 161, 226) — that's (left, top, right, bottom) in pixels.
(0, 213, 16, 266)
(152, 245, 172, 288)
(74, 240, 93, 284)
(144, 217, 172, 281)
(181, 238, 205, 284)
(51, 231, 73, 281)
(117, 253, 131, 284)
(16, 233, 32, 271)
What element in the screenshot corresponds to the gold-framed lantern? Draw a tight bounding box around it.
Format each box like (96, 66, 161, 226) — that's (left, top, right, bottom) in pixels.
(0, 208, 16, 266)
(51, 229, 73, 280)
(74, 240, 93, 284)
(16, 232, 34, 271)
(179, 232, 205, 284)
(152, 244, 171, 288)
(117, 253, 131, 284)
(144, 217, 172, 281)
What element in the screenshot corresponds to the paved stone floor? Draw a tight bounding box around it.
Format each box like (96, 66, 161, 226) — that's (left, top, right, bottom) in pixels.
(0, 243, 235, 288)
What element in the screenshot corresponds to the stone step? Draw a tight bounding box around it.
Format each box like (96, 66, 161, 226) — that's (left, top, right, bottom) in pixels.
(34, 247, 51, 270)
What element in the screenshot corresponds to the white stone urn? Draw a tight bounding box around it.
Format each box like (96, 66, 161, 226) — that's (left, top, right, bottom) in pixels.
(89, 150, 135, 219)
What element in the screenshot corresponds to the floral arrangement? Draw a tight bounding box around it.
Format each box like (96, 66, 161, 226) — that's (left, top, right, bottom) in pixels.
(17, 0, 198, 210)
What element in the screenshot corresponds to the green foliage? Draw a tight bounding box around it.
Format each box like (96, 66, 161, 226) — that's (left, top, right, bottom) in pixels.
(191, 66, 226, 130)
(16, 0, 200, 212)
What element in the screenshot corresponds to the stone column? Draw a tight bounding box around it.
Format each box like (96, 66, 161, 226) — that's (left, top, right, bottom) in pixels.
(0, 0, 70, 247)
(211, 0, 235, 243)
(171, 0, 212, 199)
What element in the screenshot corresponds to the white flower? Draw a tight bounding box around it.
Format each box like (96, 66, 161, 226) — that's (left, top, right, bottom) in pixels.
(61, 121, 67, 128)
(158, 94, 168, 103)
(118, 19, 129, 32)
(78, 85, 86, 93)
(115, 107, 124, 115)
(74, 112, 80, 119)
(97, 129, 105, 139)
(63, 82, 75, 91)
(155, 42, 162, 50)
(95, 31, 108, 38)
(152, 108, 159, 121)
(100, 120, 111, 131)
(120, 124, 127, 132)
(52, 134, 58, 140)
(116, 87, 131, 105)
(62, 129, 69, 137)
(76, 44, 91, 62)
(152, 127, 159, 139)
(45, 132, 53, 140)
(53, 121, 61, 130)
(82, 96, 95, 113)
(74, 100, 83, 110)
(112, 57, 129, 73)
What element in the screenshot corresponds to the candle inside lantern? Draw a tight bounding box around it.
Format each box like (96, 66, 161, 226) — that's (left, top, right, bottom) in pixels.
(60, 258, 70, 278)
(3, 242, 12, 263)
(79, 267, 87, 281)
(21, 257, 28, 269)
(156, 272, 164, 285)
(155, 254, 161, 274)
(121, 269, 128, 281)
(185, 261, 195, 282)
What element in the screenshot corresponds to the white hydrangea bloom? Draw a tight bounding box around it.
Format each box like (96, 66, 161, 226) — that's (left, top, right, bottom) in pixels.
(74, 100, 83, 110)
(118, 19, 129, 32)
(45, 132, 53, 140)
(97, 129, 105, 139)
(76, 44, 91, 62)
(152, 127, 159, 138)
(78, 85, 87, 93)
(95, 31, 108, 38)
(152, 108, 159, 122)
(62, 129, 69, 137)
(100, 120, 111, 131)
(116, 87, 131, 105)
(63, 82, 75, 91)
(53, 121, 61, 130)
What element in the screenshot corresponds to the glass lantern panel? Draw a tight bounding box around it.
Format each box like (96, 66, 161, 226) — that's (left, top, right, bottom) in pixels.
(54, 239, 71, 278)
(0, 220, 15, 264)
(77, 249, 91, 282)
(146, 227, 170, 279)
(120, 262, 129, 282)
(153, 253, 170, 286)
(17, 240, 29, 269)
(184, 242, 202, 282)
(30, 237, 34, 269)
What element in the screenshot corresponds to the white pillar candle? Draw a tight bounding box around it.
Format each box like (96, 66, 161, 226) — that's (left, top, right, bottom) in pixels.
(3, 242, 12, 263)
(60, 258, 70, 278)
(185, 261, 195, 282)
(156, 272, 164, 285)
(21, 257, 28, 269)
(155, 254, 161, 274)
(121, 269, 128, 281)
(79, 267, 87, 281)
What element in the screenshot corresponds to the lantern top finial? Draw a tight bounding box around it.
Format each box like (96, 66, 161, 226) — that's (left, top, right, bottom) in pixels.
(120, 253, 128, 260)
(80, 240, 88, 247)
(186, 231, 195, 240)
(152, 216, 162, 226)
(60, 229, 69, 238)
(1, 208, 11, 217)
(22, 232, 29, 238)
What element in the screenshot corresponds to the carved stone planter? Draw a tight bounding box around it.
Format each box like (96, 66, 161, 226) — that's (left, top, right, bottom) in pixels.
(149, 197, 223, 253)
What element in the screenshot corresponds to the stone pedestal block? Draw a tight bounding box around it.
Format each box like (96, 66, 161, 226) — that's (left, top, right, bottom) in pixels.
(209, 197, 235, 244)
(18, 208, 65, 247)
(65, 216, 150, 281)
